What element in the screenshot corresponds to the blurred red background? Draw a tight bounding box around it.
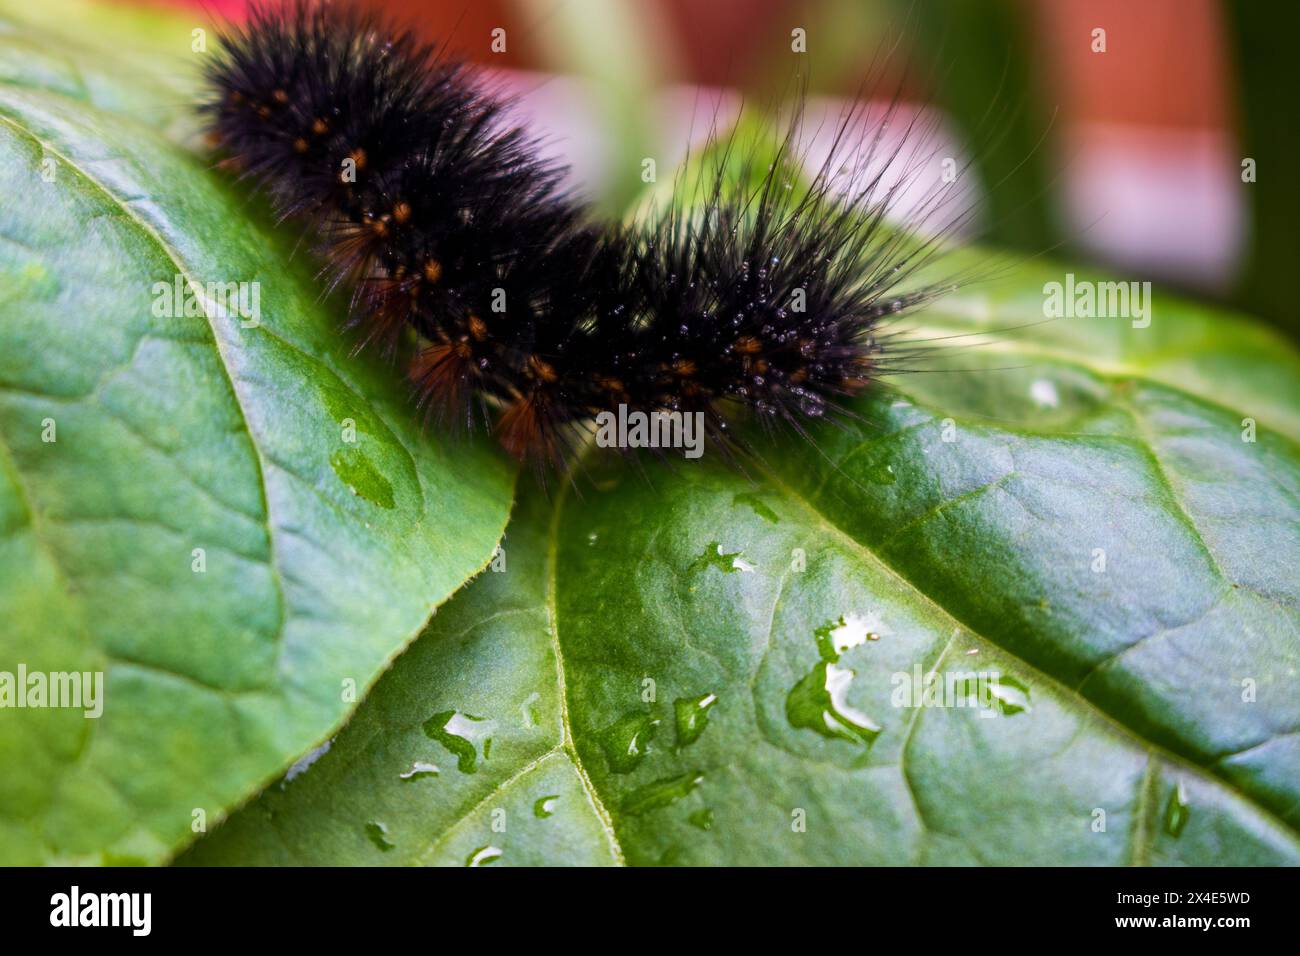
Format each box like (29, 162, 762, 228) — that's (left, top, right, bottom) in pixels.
(148, 0, 1232, 130)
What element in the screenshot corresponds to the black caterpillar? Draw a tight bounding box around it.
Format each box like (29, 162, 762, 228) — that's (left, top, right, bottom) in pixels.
(203, 0, 961, 469)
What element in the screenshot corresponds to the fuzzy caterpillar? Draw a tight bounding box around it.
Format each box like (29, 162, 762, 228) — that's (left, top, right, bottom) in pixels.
(203, 1, 962, 470)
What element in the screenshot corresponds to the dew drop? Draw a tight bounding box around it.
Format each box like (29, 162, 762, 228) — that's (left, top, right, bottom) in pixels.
(422, 710, 495, 773)
(813, 613, 885, 662)
(1030, 378, 1060, 409)
(467, 845, 502, 867)
(687, 541, 746, 575)
(674, 693, 718, 747)
(597, 710, 660, 773)
(867, 461, 897, 485)
(986, 675, 1032, 715)
(533, 795, 559, 818)
(398, 761, 440, 781)
(283, 738, 332, 784)
(621, 771, 704, 815)
(688, 807, 715, 831)
(365, 821, 395, 852)
(519, 691, 541, 729)
(789, 615, 886, 744)
(786, 661, 882, 746)
(1163, 780, 1190, 838)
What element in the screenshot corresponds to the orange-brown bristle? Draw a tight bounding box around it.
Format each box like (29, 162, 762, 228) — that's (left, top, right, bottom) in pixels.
(411, 343, 475, 420)
(497, 391, 567, 467)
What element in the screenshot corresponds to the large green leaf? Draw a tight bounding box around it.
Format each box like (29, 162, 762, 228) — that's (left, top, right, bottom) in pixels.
(7, 0, 1296, 867)
(182, 491, 621, 867)
(0, 32, 515, 861)
(183, 266, 1300, 864)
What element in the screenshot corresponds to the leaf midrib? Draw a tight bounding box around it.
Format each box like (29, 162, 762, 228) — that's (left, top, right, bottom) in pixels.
(404, 487, 630, 867)
(546, 478, 627, 865)
(512, 362, 1300, 858)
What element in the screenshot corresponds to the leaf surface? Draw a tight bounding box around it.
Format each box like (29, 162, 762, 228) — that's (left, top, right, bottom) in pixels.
(0, 63, 514, 863)
(184, 274, 1300, 863)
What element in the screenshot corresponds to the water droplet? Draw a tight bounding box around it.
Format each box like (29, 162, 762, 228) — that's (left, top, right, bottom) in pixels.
(533, 795, 559, 818)
(786, 661, 882, 746)
(365, 821, 395, 852)
(1163, 780, 1190, 838)
(1030, 379, 1059, 409)
(283, 738, 332, 784)
(688, 807, 715, 831)
(733, 491, 779, 523)
(597, 710, 660, 773)
(674, 693, 718, 747)
(399, 761, 440, 781)
(467, 845, 502, 866)
(621, 771, 704, 815)
(687, 541, 746, 575)
(813, 613, 885, 662)
(986, 675, 1031, 715)
(519, 691, 541, 729)
(867, 460, 897, 485)
(422, 710, 495, 773)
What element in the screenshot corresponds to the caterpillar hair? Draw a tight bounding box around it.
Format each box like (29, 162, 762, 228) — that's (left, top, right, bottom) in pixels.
(202, 1, 968, 472)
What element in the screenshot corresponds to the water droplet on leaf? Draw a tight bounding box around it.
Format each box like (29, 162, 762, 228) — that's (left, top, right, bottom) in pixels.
(689, 807, 715, 831)
(422, 710, 495, 773)
(1163, 780, 1190, 837)
(688, 541, 747, 575)
(622, 771, 704, 815)
(598, 710, 660, 773)
(787, 661, 882, 746)
(467, 845, 502, 866)
(365, 821, 395, 852)
(674, 693, 718, 747)
(399, 761, 440, 781)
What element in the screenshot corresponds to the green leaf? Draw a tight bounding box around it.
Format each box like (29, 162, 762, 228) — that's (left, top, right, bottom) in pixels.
(183, 269, 1300, 863)
(180, 492, 621, 867)
(0, 57, 514, 861)
(8, 0, 1295, 868)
